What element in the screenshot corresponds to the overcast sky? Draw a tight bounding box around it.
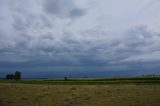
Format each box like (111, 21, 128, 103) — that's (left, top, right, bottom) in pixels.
(0, 0, 160, 78)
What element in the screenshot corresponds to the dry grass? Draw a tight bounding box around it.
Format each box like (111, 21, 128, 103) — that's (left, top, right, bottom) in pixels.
(0, 83, 160, 106)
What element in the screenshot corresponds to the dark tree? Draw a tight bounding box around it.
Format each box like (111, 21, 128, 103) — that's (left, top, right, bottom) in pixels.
(5, 74, 14, 80)
(14, 71, 21, 80)
(64, 77, 68, 81)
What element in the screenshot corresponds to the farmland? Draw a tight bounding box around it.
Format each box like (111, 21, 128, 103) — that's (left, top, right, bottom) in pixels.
(1, 76, 160, 85)
(0, 76, 160, 106)
(0, 84, 160, 106)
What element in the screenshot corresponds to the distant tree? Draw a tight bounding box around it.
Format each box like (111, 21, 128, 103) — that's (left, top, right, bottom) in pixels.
(14, 71, 21, 80)
(5, 74, 9, 79)
(83, 76, 88, 78)
(64, 77, 67, 81)
(5, 74, 14, 80)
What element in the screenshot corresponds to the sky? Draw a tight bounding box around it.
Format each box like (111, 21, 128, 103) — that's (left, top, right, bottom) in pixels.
(0, 0, 160, 78)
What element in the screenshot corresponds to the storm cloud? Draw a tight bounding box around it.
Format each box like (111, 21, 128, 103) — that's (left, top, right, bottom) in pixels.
(0, 0, 160, 77)
(44, 0, 85, 18)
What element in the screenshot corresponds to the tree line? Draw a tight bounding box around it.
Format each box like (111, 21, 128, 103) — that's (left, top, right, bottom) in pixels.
(5, 71, 21, 80)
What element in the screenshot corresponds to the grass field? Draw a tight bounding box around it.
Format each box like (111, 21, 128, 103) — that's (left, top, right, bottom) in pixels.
(1, 76, 160, 85)
(0, 76, 160, 106)
(0, 83, 160, 106)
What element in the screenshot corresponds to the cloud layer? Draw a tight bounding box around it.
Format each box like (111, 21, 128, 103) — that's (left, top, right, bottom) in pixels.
(0, 0, 160, 77)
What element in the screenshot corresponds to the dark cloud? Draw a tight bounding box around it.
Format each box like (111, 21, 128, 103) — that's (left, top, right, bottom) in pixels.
(44, 0, 85, 18)
(69, 8, 85, 18)
(0, 0, 160, 77)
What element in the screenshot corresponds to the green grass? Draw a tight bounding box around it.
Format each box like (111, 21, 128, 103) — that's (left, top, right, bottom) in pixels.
(1, 76, 160, 85)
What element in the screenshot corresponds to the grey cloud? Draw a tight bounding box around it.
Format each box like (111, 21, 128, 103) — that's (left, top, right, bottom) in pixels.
(69, 8, 85, 18)
(1, 0, 160, 77)
(116, 26, 160, 63)
(44, 0, 85, 18)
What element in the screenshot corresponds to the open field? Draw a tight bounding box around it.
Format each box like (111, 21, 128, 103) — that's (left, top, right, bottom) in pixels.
(0, 83, 160, 106)
(0, 77, 160, 106)
(1, 76, 160, 85)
